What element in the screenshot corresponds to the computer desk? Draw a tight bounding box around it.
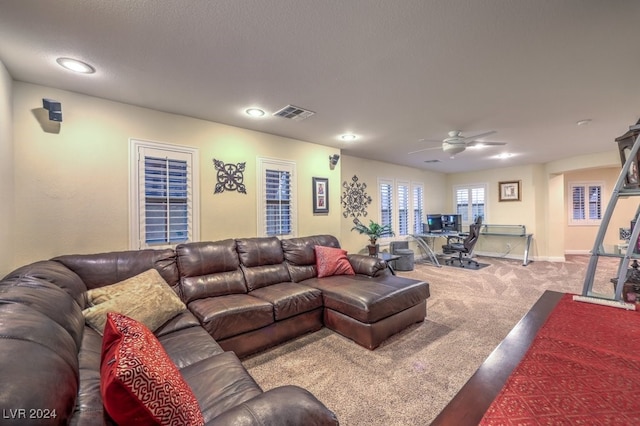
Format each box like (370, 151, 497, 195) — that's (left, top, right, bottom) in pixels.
(411, 231, 464, 267)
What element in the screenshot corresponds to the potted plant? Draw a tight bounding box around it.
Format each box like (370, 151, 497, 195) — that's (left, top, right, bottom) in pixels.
(351, 220, 395, 256)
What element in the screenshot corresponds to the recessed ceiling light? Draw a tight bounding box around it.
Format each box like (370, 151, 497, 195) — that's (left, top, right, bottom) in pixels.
(340, 133, 357, 141)
(495, 153, 514, 159)
(576, 119, 592, 126)
(245, 108, 265, 117)
(56, 57, 95, 74)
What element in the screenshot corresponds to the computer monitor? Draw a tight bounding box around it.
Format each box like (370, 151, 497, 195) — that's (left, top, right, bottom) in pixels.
(442, 214, 462, 232)
(426, 214, 443, 232)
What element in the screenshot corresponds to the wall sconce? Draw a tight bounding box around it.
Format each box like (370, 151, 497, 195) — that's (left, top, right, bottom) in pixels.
(329, 154, 340, 170)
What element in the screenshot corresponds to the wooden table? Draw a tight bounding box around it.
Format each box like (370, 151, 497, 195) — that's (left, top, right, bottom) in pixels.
(429, 290, 564, 425)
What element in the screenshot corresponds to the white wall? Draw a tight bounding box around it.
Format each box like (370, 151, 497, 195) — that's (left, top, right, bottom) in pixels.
(0, 61, 13, 276)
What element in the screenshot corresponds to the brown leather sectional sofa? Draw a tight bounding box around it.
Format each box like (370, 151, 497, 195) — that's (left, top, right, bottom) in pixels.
(0, 234, 429, 425)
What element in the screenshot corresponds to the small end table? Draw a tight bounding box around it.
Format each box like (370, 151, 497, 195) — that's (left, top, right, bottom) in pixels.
(378, 253, 401, 275)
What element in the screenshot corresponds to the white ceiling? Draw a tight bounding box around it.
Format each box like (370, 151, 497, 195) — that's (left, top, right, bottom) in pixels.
(1, 0, 639, 173)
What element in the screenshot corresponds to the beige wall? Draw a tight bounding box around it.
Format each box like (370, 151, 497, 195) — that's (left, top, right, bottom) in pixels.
(445, 164, 541, 259)
(3, 78, 630, 275)
(10, 82, 342, 271)
(564, 167, 637, 254)
(339, 155, 446, 254)
(0, 61, 13, 275)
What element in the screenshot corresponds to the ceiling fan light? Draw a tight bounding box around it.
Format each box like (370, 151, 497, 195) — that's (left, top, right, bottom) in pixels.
(442, 143, 466, 155)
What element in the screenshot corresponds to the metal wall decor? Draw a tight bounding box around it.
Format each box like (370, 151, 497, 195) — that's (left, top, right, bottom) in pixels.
(213, 159, 247, 194)
(341, 175, 372, 220)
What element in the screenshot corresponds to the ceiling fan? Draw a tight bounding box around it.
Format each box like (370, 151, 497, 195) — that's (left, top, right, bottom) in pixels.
(408, 130, 505, 156)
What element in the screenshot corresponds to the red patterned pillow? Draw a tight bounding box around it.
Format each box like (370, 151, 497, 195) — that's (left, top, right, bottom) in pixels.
(314, 245, 355, 278)
(100, 312, 204, 426)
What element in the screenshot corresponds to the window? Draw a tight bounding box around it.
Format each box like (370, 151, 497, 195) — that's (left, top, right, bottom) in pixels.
(412, 183, 424, 234)
(569, 181, 603, 225)
(454, 184, 487, 225)
(258, 158, 296, 237)
(397, 181, 409, 236)
(129, 139, 199, 249)
(379, 179, 393, 231)
(378, 179, 425, 236)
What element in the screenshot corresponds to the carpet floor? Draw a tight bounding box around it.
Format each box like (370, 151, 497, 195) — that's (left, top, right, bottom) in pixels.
(242, 255, 620, 426)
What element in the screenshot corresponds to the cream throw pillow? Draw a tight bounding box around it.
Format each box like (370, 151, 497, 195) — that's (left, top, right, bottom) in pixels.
(83, 269, 186, 335)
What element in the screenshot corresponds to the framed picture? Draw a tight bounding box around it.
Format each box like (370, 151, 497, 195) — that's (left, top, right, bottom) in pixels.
(499, 180, 521, 202)
(313, 177, 329, 213)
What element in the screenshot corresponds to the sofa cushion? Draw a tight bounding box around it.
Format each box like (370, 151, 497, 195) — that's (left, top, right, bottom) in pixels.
(281, 235, 342, 282)
(100, 312, 204, 426)
(53, 248, 180, 291)
(82, 269, 186, 334)
(188, 294, 274, 340)
(304, 274, 430, 323)
(179, 351, 263, 422)
(315, 245, 355, 278)
(176, 240, 248, 302)
(250, 282, 323, 320)
(236, 237, 285, 267)
(241, 264, 292, 291)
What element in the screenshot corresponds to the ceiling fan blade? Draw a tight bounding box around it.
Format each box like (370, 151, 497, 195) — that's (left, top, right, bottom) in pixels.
(467, 141, 506, 147)
(463, 130, 497, 142)
(407, 146, 442, 155)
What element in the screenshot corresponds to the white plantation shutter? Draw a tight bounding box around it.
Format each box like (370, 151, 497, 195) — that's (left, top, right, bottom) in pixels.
(456, 188, 469, 222)
(569, 182, 602, 225)
(130, 140, 199, 249)
(454, 184, 486, 226)
(412, 183, 424, 234)
(379, 179, 393, 230)
(143, 155, 189, 244)
(258, 158, 296, 237)
(397, 182, 409, 236)
(471, 187, 485, 221)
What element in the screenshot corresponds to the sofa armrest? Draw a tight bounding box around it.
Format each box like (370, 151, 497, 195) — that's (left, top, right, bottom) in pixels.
(347, 254, 389, 277)
(207, 385, 338, 426)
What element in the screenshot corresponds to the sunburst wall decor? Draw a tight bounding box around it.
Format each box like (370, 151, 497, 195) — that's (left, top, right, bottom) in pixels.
(213, 159, 247, 194)
(341, 175, 372, 221)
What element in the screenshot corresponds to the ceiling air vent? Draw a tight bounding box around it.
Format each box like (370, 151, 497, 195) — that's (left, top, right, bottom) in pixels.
(273, 105, 315, 121)
(424, 159, 441, 163)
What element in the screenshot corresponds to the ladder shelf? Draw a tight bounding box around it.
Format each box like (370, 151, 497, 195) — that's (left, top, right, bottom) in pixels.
(580, 125, 640, 308)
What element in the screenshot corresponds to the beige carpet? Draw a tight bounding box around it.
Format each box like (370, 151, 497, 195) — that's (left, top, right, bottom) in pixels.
(243, 255, 619, 425)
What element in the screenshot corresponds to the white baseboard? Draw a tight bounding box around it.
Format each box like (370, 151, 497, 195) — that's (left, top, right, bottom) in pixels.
(564, 250, 591, 255)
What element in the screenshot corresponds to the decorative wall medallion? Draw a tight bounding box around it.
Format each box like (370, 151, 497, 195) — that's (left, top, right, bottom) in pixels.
(341, 175, 372, 220)
(213, 159, 246, 194)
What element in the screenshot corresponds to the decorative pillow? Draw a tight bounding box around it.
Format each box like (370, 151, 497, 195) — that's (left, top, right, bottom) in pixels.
(83, 269, 186, 335)
(314, 245, 355, 278)
(101, 312, 205, 426)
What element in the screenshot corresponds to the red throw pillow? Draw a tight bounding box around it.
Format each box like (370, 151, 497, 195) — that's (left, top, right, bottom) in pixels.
(315, 245, 356, 278)
(100, 312, 205, 426)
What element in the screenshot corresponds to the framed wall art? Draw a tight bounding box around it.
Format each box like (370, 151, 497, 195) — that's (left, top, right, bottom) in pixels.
(313, 177, 329, 214)
(499, 180, 521, 202)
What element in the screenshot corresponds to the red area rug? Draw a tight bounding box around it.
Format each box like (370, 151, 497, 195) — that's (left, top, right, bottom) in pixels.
(480, 294, 640, 425)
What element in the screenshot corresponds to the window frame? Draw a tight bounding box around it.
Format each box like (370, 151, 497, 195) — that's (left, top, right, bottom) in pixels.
(453, 183, 488, 227)
(257, 157, 297, 238)
(412, 182, 425, 235)
(129, 139, 200, 250)
(568, 181, 604, 226)
(377, 178, 425, 238)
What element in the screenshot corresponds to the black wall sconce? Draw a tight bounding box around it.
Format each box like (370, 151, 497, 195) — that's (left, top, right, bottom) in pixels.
(329, 154, 340, 170)
(43, 98, 62, 122)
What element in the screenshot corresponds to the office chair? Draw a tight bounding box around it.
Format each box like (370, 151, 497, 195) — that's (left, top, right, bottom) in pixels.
(442, 217, 483, 267)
